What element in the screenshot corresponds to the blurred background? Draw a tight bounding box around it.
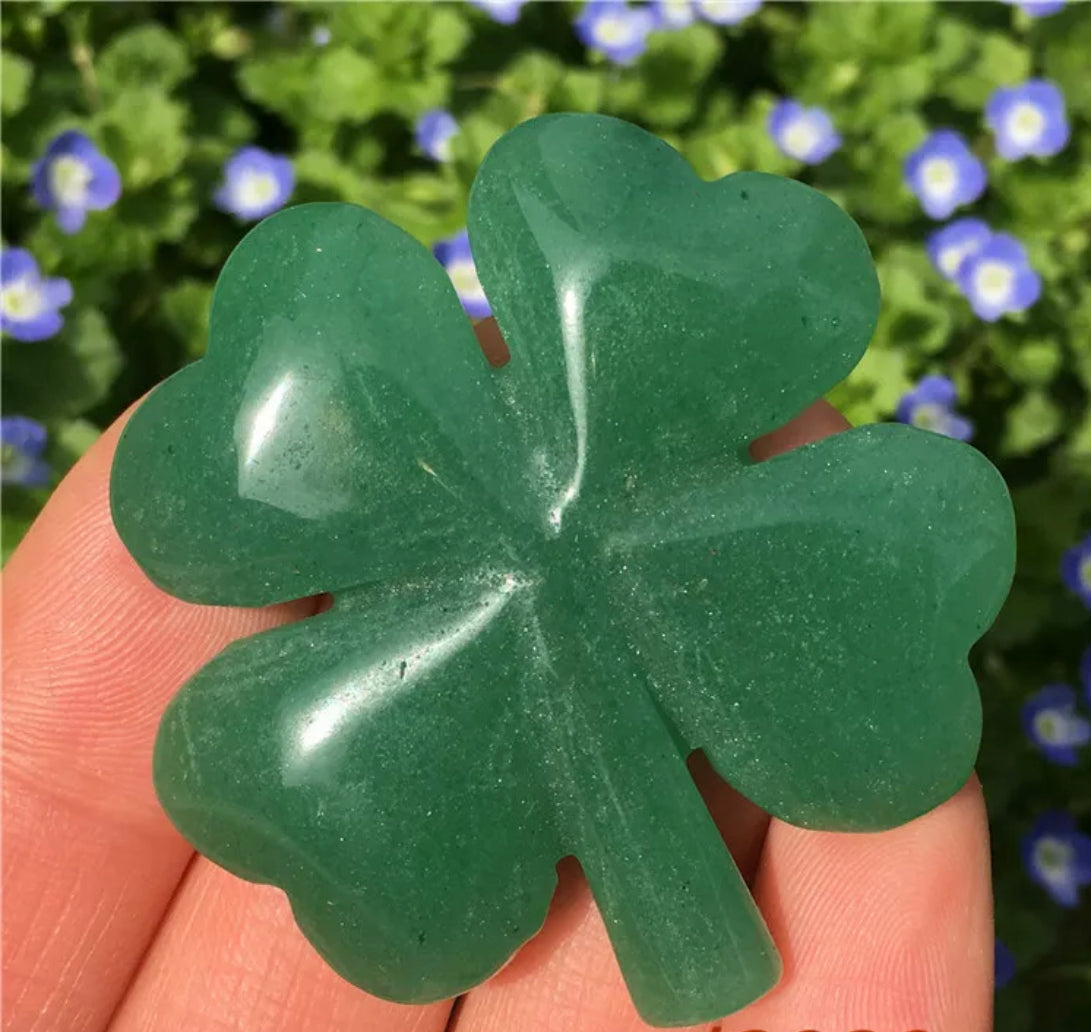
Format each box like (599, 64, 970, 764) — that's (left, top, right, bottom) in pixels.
(2, 0, 1090, 1028)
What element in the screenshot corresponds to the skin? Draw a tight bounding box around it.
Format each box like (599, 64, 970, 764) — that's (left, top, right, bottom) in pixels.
(2, 322, 993, 1032)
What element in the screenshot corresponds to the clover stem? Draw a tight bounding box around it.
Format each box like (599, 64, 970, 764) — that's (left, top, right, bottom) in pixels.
(555, 680, 781, 1026)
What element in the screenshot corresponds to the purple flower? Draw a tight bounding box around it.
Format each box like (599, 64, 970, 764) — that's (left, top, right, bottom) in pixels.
(986, 80, 1069, 161)
(575, 1, 655, 65)
(904, 130, 987, 220)
(468, 0, 526, 24)
(311, 25, 331, 46)
(693, 0, 762, 24)
(650, 0, 695, 28)
(434, 230, 490, 319)
(0, 416, 50, 488)
(415, 109, 459, 163)
(957, 233, 1040, 322)
(0, 249, 73, 343)
(926, 218, 992, 282)
(1021, 684, 1090, 766)
(1008, 0, 1067, 16)
(767, 101, 841, 165)
(30, 130, 121, 234)
(213, 147, 294, 222)
(895, 375, 973, 441)
(1081, 646, 1091, 706)
(994, 939, 1016, 990)
(1021, 811, 1091, 907)
(1061, 533, 1091, 609)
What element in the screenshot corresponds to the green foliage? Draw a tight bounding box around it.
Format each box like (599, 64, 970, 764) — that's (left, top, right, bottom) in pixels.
(1, 2, 1090, 1025)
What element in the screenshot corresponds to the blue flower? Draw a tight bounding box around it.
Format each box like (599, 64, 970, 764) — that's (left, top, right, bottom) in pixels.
(434, 230, 490, 319)
(0, 416, 50, 488)
(650, 0, 695, 29)
(926, 218, 992, 282)
(415, 109, 459, 163)
(693, 0, 762, 24)
(895, 375, 973, 441)
(0, 248, 73, 343)
(1008, 0, 1067, 16)
(311, 25, 331, 46)
(1021, 684, 1091, 766)
(767, 100, 841, 164)
(1061, 533, 1091, 609)
(903, 130, 987, 220)
(214, 147, 294, 221)
(1081, 646, 1091, 706)
(30, 130, 121, 234)
(468, 0, 526, 24)
(1021, 811, 1091, 907)
(986, 80, 1069, 161)
(957, 233, 1040, 322)
(575, 1, 655, 65)
(994, 939, 1016, 990)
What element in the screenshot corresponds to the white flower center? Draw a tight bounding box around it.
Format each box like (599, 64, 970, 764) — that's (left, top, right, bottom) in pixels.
(434, 134, 454, 162)
(782, 118, 821, 160)
(1034, 709, 1073, 746)
(237, 171, 278, 210)
(446, 259, 485, 304)
(596, 16, 636, 46)
(939, 242, 976, 278)
(1081, 554, 1091, 591)
(1033, 836, 1074, 880)
(660, 0, 692, 24)
(921, 157, 957, 199)
(49, 154, 93, 207)
(1007, 101, 1045, 147)
(697, 0, 747, 16)
(0, 277, 45, 322)
(910, 402, 945, 433)
(973, 260, 1015, 306)
(1, 442, 28, 482)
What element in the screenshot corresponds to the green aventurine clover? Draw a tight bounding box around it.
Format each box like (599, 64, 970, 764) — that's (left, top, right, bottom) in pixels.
(110, 114, 1014, 1026)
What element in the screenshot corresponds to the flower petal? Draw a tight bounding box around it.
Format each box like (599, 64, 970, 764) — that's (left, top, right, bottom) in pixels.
(0, 248, 38, 285)
(1, 309, 63, 342)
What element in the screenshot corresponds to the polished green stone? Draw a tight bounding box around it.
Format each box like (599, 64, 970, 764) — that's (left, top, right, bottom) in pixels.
(110, 113, 1015, 1027)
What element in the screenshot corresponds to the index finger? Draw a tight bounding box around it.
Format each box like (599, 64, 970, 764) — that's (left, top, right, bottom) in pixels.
(2, 410, 316, 1032)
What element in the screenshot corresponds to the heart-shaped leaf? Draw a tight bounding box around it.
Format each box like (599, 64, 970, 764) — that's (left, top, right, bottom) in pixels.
(112, 114, 1015, 1026)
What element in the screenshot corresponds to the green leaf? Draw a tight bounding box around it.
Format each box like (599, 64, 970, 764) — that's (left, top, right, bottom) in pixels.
(606, 24, 723, 129)
(294, 150, 372, 204)
(1002, 390, 1063, 456)
(1043, 11, 1091, 118)
(1, 308, 121, 420)
(829, 344, 912, 426)
(1, 49, 33, 115)
(937, 32, 1031, 109)
(871, 244, 956, 356)
(50, 417, 101, 473)
(551, 69, 604, 114)
(239, 48, 381, 126)
(421, 5, 471, 65)
(161, 279, 214, 360)
(96, 24, 192, 97)
(96, 90, 189, 189)
(1011, 340, 1063, 386)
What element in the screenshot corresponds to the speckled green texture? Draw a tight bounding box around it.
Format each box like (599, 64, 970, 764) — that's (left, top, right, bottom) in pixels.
(110, 113, 1015, 1027)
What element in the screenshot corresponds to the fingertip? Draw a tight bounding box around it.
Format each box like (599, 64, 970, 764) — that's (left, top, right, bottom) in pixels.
(723, 777, 991, 1031)
(749, 400, 851, 462)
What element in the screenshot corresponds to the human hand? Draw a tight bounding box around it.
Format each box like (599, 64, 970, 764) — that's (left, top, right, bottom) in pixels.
(3, 325, 993, 1032)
